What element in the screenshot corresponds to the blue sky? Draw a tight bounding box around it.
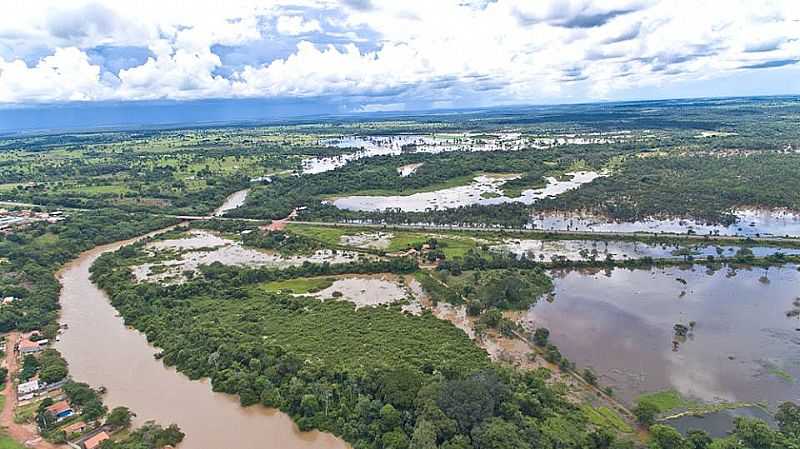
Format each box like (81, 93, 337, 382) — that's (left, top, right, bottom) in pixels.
(0, 0, 799, 113)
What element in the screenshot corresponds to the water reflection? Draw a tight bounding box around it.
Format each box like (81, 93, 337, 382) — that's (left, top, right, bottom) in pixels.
(526, 265, 800, 407)
(531, 209, 800, 237)
(493, 239, 800, 262)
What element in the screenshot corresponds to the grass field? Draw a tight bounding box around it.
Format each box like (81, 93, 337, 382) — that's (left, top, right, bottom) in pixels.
(636, 390, 694, 413)
(251, 276, 336, 294)
(581, 405, 634, 433)
(285, 224, 352, 246)
(0, 435, 24, 449)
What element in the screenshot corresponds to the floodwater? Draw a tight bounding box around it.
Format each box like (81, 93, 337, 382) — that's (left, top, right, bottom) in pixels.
(530, 209, 800, 237)
(493, 239, 800, 262)
(397, 163, 424, 177)
(312, 275, 408, 308)
(524, 265, 800, 408)
(305, 133, 526, 174)
(333, 171, 602, 212)
(339, 232, 393, 249)
(213, 188, 250, 216)
(132, 230, 365, 283)
(667, 406, 776, 438)
(55, 234, 350, 449)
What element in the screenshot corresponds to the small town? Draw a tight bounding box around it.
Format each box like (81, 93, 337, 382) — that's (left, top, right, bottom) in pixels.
(0, 208, 66, 235)
(1, 329, 178, 449)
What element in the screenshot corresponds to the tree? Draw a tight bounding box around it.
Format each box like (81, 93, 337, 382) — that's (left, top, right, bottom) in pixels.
(634, 402, 660, 427)
(380, 404, 402, 431)
(583, 368, 598, 386)
(409, 419, 437, 449)
(686, 429, 712, 449)
(382, 429, 410, 449)
(437, 378, 495, 433)
(471, 417, 527, 449)
(533, 328, 550, 347)
(649, 424, 689, 449)
(731, 417, 779, 449)
(106, 406, 134, 429)
(82, 399, 108, 422)
(776, 402, 800, 438)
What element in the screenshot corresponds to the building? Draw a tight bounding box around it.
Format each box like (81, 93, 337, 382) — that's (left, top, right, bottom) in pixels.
(83, 431, 110, 449)
(18, 338, 45, 354)
(17, 379, 39, 396)
(46, 400, 74, 421)
(62, 420, 87, 435)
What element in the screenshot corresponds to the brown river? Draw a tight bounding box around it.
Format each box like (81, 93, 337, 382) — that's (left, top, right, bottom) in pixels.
(54, 232, 350, 449)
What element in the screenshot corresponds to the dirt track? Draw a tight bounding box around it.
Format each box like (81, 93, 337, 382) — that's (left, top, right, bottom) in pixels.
(0, 332, 63, 449)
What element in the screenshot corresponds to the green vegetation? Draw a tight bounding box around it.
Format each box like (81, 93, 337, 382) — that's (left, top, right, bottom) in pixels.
(581, 405, 634, 434)
(636, 390, 691, 414)
(0, 433, 24, 449)
(539, 151, 800, 225)
(88, 241, 636, 449)
(252, 276, 336, 294)
(0, 209, 178, 335)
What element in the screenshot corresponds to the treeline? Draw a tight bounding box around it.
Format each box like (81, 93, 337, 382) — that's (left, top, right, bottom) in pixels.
(537, 151, 800, 225)
(230, 146, 619, 220)
(5, 173, 251, 216)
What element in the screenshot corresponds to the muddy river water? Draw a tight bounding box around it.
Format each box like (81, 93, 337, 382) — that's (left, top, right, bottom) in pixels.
(526, 265, 800, 408)
(55, 235, 350, 449)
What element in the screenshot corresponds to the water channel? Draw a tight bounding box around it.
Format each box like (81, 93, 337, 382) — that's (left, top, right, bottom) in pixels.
(54, 204, 349, 449)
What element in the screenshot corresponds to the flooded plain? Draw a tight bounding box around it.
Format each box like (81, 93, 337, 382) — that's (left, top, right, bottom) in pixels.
(333, 171, 603, 212)
(493, 238, 800, 262)
(524, 265, 800, 408)
(213, 188, 250, 216)
(530, 209, 800, 237)
(305, 132, 638, 174)
(132, 230, 366, 283)
(56, 235, 350, 449)
(312, 275, 409, 308)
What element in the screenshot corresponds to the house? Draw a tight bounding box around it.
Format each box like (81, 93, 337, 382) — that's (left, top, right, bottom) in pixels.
(18, 338, 44, 354)
(17, 379, 40, 395)
(46, 400, 74, 421)
(62, 420, 87, 435)
(83, 431, 110, 449)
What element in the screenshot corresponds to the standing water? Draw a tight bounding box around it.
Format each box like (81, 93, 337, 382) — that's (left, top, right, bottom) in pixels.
(213, 188, 250, 216)
(525, 265, 800, 407)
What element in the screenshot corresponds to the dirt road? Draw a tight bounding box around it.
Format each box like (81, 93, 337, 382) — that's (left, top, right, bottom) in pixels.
(0, 332, 63, 449)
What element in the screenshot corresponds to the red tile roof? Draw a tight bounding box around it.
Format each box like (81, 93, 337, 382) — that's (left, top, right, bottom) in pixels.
(46, 400, 71, 415)
(84, 431, 110, 449)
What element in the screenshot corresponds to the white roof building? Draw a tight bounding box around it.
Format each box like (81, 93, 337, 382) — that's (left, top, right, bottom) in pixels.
(17, 379, 39, 395)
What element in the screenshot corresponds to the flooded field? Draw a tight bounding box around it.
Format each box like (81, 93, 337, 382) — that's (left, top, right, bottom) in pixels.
(524, 265, 800, 408)
(339, 231, 393, 249)
(530, 209, 800, 237)
(333, 171, 603, 212)
(132, 230, 366, 283)
(305, 134, 525, 174)
(493, 238, 800, 262)
(312, 274, 409, 308)
(305, 132, 639, 174)
(214, 188, 250, 216)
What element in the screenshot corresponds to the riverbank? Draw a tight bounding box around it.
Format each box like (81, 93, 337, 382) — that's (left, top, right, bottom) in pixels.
(54, 228, 350, 449)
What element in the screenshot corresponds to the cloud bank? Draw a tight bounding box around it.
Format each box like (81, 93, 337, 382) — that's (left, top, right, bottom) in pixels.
(0, 0, 799, 109)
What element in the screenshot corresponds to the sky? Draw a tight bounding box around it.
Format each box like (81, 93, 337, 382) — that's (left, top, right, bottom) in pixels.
(1, 0, 800, 114)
